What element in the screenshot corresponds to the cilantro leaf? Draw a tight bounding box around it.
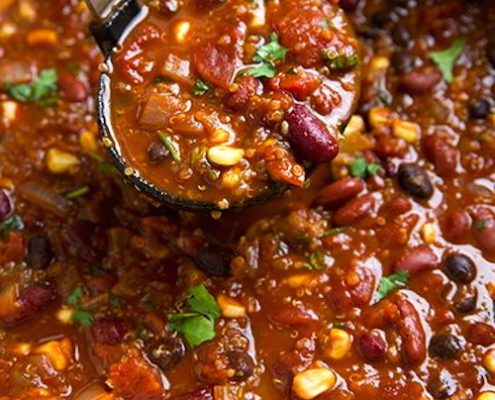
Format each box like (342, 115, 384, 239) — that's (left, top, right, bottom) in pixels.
(67, 287, 84, 306)
(72, 308, 94, 328)
(375, 270, 409, 302)
(158, 131, 181, 162)
(0, 214, 24, 237)
(4, 69, 59, 106)
(322, 227, 346, 237)
(307, 250, 332, 271)
(475, 219, 488, 231)
(349, 157, 382, 178)
(429, 37, 465, 83)
(192, 79, 211, 96)
(323, 48, 360, 71)
(242, 33, 287, 79)
(168, 314, 216, 348)
(188, 284, 221, 320)
(167, 284, 220, 348)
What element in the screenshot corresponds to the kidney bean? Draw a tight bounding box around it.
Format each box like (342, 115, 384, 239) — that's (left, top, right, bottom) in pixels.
(429, 333, 464, 359)
(313, 177, 365, 208)
(63, 221, 101, 262)
(0, 189, 13, 221)
(196, 243, 234, 276)
(170, 386, 214, 400)
(58, 71, 88, 102)
(396, 299, 426, 364)
(358, 331, 387, 362)
(286, 104, 339, 163)
(339, 0, 361, 11)
(392, 51, 414, 74)
(4, 284, 56, 327)
(397, 163, 434, 200)
(91, 317, 129, 345)
(399, 66, 442, 95)
(373, 134, 408, 159)
(471, 207, 495, 253)
(146, 335, 186, 371)
(273, 304, 318, 326)
(387, 196, 412, 215)
(422, 134, 458, 178)
(453, 287, 477, 313)
(394, 245, 438, 274)
(332, 194, 375, 226)
(442, 210, 470, 242)
(227, 350, 255, 380)
(443, 253, 476, 284)
(468, 322, 495, 346)
(25, 234, 53, 270)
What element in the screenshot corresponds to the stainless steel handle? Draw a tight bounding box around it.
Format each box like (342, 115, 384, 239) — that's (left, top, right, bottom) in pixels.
(85, 0, 120, 20)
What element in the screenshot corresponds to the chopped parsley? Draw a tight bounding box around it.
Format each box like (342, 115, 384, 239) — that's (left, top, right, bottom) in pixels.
(192, 79, 211, 96)
(333, 321, 346, 329)
(323, 48, 360, 71)
(349, 157, 382, 179)
(4, 69, 58, 106)
(374, 270, 409, 302)
(429, 37, 465, 83)
(322, 227, 346, 237)
(64, 186, 90, 200)
(167, 284, 220, 348)
(307, 250, 332, 271)
(0, 214, 24, 237)
(243, 33, 288, 78)
(67, 286, 94, 328)
(158, 131, 181, 162)
(475, 219, 488, 231)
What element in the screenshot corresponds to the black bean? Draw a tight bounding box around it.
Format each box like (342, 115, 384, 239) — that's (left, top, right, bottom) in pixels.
(444, 253, 476, 284)
(340, 0, 361, 11)
(391, 25, 410, 47)
(392, 51, 414, 74)
(25, 235, 53, 270)
(397, 163, 434, 200)
(147, 142, 169, 164)
(146, 335, 186, 371)
(371, 11, 393, 27)
(227, 350, 255, 380)
(196, 243, 234, 276)
(0, 189, 13, 221)
(428, 370, 457, 399)
(468, 99, 491, 120)
(454, 287, 477, 313)
(487, 42, 495, 68)
(429, 333, 464, 359)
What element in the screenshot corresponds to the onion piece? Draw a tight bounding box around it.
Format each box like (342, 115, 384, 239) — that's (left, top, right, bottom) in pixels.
(18, 181, 72, 217)
(72, 383, 113, 400)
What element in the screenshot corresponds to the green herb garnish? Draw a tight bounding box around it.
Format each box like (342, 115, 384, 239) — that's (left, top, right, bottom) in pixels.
(349, 157, 382, 179)
(0, 214, 24, 237)
(158, 131, 181, 162)
(67, 286, 94, 328)
(333, 321, 346, 329)
(192, 79, 211, 96)
(167, 284, 220, 348)
(322, 227, 346, 237)
(475, 219, 488, 231)
(243, 33, 287, 78)
(4, 69, 58, 106)
(374, 270, 409, 302)
(307, 250, 332, 271)
(323, 48, 360, 71)
(429, 37, 465, 83)
(64, 186, 90, 200)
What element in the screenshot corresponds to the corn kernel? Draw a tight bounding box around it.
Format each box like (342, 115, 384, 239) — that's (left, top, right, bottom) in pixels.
(484, 349, 495, 374)
(250, 1, 266, 28)
(370, 56, 390, 72)
(19, 0, 36, 21)
(221, 169, 241, 189)
(207, 145, 244, 166)
(323, 328, 352, 360)
(174, 20, 191, 44)
(477, 392, 495, 400)
(369, 106, 393, 130)
(56, 307, 74, 324)
(292, 367, 336, 400)
(33, 337, 73, 371)
(217, 294, 246, 318)
(421, 222, 437, 244)
(79, 130, 98, 152)
(211, 129, 230, 144)
(0, 22, 16, 39)
(284, 273, 321, 289)
(392, 119, 420, 143)
(343, 115, 365, 136)
(2, 101, 18, 123)
(13, 342, 32, 356)
(46, 148, 79, 174)
(26, 29, 59, 47)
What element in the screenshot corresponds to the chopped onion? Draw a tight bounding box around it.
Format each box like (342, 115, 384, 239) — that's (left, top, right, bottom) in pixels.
(18, 181, 72, 217)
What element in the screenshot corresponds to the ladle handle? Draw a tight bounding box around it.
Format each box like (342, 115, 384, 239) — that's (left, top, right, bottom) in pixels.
(85, 0, 141, 56)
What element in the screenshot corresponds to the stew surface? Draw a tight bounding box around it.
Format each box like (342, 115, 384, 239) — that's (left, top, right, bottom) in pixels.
(0, 0, 494, 399)
(109, 0, 360, 207)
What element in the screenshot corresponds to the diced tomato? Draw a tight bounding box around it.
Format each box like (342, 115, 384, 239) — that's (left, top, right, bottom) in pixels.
(0, 231, 26, 266)
(267, 70, 321, 100)
(137, 90, 186, 129)
(114, 24, 161, 84)
(264, 145, 305, 187)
